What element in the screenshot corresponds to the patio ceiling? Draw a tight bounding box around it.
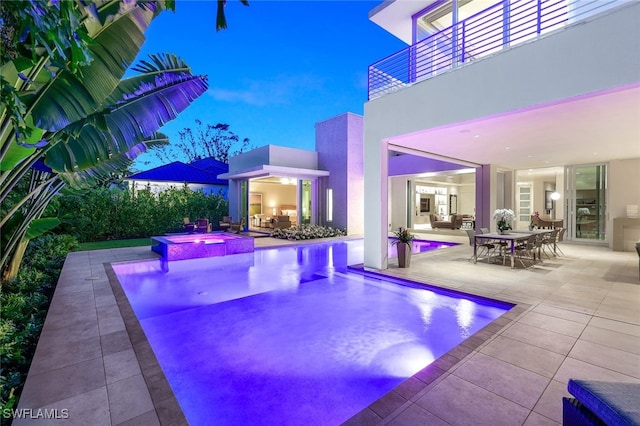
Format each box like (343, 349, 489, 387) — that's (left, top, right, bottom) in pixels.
(389, 84, 640, 172)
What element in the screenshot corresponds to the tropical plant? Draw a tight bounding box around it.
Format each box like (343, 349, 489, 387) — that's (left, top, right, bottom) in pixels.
(391, 227, 415, 248)
(0, 1, 209, 281)
(216, 0, 250, 31)
(0, 234, 78, 418)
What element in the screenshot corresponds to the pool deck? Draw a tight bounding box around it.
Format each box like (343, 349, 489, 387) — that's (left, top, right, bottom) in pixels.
(15, 234, 640, 425)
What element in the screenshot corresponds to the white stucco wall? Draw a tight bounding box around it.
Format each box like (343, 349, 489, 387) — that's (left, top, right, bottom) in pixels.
(228, 145, 318, 172)
(608, 158, 640, 250)
(316, 113, 364, 234)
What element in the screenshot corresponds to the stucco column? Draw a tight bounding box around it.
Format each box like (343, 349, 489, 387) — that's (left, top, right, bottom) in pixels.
(227, 179, 240, 222)
(364, 138, 389, 270)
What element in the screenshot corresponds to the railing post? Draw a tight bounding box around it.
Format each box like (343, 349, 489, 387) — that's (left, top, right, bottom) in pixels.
(537, 0, 542, 34)
(409, 44, 416, 84)
(461, 22, 466, 63)
(502, 0, 510, 48)
(367, 65, 371, 100)
(452, 0, 459, 67)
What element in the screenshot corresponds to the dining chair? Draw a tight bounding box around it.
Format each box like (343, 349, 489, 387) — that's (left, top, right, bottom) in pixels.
(465, 229, 496, 263)
(542, 229, 559, 259)
(479, 227, 508, 262)
(555, 228, 566, 255)
(515, 235, 537, 268)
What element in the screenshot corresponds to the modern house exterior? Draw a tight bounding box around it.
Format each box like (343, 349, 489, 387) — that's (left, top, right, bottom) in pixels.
(221, 112, 365, 234)
(125, 158, 229, 197)
(363, 0, 640, 269)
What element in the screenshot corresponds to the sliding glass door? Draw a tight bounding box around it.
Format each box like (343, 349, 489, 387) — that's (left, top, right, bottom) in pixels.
(566, 164, 607, 242)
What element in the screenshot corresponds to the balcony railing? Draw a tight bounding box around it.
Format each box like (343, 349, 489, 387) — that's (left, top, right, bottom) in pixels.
(368, 0, 628, 100)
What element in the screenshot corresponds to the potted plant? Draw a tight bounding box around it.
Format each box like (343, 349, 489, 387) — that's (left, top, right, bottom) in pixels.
(493, 209, 515, 234)
(391, 227, 415, 268)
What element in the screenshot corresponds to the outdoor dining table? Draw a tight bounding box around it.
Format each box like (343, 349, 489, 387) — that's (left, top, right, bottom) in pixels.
(474, 229, 552, 268)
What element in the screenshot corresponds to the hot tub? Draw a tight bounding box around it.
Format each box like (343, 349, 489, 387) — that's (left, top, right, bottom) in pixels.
(151, 233, 254, 262)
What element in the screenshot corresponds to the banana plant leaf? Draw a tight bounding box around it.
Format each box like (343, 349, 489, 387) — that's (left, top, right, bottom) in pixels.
(25, 4, 156, 132)
(44, 72, 207, 172)
(101, 53, 192, 107)
(24, 217, 61, 240)
(56, 137, 168, 190)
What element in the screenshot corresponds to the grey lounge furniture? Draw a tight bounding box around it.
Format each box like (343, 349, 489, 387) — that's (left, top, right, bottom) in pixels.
(272, 215, 291, 229)
(429, 214, 463, 229)
(563, 379, 640, 426)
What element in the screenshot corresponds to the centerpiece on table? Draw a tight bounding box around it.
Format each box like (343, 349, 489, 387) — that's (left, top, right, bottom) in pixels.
(391, 227, 415, 268)
(530, 211, 540, 231)
(493, 209, 515, 234)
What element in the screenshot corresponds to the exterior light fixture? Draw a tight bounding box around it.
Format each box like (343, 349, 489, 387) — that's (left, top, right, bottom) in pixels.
(550, 192, 561, 201)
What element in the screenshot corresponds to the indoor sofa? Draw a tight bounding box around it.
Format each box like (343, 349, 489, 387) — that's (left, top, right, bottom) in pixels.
(429, 214, 463, 230)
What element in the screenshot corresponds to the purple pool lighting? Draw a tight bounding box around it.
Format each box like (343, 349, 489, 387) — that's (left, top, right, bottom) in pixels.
(151, 232, 254, 261)
(114, 239, 511, 425)
(389, 238, 457, 257)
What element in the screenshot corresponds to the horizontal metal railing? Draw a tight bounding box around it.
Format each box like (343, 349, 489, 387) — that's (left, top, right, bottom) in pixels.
(368, 0, 628, 100)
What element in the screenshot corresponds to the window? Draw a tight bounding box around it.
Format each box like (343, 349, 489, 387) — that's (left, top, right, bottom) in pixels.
(326, 189, 333, 222)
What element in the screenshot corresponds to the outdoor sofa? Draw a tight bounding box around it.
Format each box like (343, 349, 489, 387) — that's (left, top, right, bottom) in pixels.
(563, 379, 640, 425)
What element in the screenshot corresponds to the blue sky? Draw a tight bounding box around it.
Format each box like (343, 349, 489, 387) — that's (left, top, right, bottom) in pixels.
(131, 0, 406, 169)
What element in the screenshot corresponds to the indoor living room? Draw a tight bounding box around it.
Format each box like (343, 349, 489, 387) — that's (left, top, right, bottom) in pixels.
(389, 168, 476, 235)
(247, 177, 298, 231)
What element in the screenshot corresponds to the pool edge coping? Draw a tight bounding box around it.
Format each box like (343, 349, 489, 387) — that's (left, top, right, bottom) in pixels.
(105, 248, 527, 426)
(105, 261, 189, 426)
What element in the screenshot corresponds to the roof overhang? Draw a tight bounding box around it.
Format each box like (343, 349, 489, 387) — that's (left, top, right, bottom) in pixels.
(218, 165, 330, 180)
(369, 0, 434, 44)
(124, 178, 227, 186)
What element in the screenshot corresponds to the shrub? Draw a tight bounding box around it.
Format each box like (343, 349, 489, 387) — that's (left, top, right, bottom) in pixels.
(55, 185, 228, 242)
(0, 234, 77, 420)
(271, 224, 346, 240)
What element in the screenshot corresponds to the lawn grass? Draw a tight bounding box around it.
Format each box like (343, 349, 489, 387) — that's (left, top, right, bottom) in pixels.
(75, 237, 151, 251)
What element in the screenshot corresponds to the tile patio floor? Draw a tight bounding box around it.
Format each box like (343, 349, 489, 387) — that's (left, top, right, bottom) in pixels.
(15, 233, 640, 425)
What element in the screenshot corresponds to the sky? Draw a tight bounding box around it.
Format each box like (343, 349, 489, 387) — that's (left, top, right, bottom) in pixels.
(130, 0, 406, 169)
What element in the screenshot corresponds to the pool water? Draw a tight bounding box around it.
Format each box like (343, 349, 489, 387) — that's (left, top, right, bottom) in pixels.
(113, 239, 510, 425)
(389, 238, 456, 257)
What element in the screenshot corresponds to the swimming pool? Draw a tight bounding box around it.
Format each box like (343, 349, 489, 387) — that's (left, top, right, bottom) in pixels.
(113, 239, 511, 425)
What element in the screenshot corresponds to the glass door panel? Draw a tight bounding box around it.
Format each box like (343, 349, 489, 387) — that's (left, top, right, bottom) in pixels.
(567, 164, 607, 241)
(301, 180, 312, 225)
(517, 185, 532, 229)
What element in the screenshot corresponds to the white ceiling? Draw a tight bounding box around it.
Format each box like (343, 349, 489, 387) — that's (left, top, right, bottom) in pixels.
(391, 85, 640, 172)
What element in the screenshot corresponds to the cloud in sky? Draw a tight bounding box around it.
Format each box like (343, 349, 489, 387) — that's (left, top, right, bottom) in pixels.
(207, 73, 325, 106)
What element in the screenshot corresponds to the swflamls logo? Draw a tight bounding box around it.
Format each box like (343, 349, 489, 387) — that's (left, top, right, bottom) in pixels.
(2, 408, 70, 419)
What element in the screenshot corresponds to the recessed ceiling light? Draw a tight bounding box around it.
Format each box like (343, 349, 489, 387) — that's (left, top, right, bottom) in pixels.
(544, 161, 549, 164)
(527, 155, 532, 158)
(474, 134, 480, 138)
(593, 152, 599, 155)
(528, 169, 532, 171)
(505, 146, 511, 150)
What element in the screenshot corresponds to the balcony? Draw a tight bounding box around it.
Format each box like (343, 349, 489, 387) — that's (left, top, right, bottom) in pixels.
(368, 0, 629, 100)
